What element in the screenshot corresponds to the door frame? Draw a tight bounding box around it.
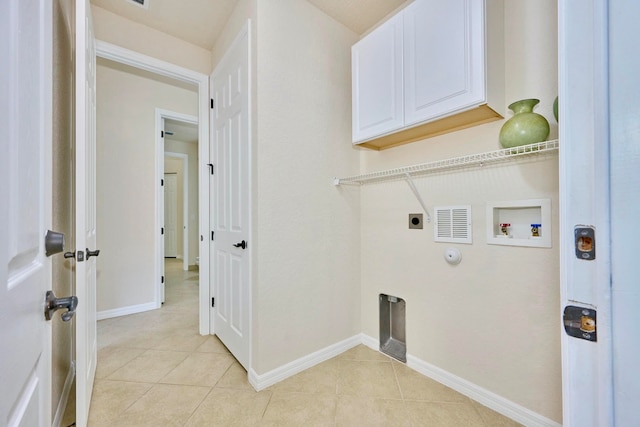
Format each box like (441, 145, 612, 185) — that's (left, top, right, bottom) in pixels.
(164, 150, 190, 271)
(558, 1, 613, 425)
(96, 41, 210, 335)
(157, 111, 197, 282)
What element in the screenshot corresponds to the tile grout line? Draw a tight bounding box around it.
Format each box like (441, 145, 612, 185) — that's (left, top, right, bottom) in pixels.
(180, 384, 215, 427)
(260, 391, 274, 423)
(391, 361, 405, 401)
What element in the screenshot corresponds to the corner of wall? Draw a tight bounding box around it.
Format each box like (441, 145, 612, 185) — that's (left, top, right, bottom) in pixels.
(91, 5, 212, 74)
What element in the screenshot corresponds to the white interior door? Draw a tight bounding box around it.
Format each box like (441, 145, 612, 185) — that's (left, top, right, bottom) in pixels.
(559, 1, 613, 425)
(0, 0, 53, 425)
(75, 0, 98, 425)
(210, 22, 251, 370)
(164, 173, 179, 258)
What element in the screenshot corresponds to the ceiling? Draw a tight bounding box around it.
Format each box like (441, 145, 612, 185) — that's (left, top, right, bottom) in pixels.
(165, 119, 198, 143)
(90, 0, 406, 50)
(307, 0, 406, 35)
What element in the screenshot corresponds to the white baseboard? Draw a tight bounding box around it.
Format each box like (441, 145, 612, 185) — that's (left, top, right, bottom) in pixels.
(362, 334, 561, 427)
(248, 334, 362, 391)
(52, 361, 75, 427)
(97, 301, 158, 320)
(247, 333, 559, 426)
(360, 333, 378, 350)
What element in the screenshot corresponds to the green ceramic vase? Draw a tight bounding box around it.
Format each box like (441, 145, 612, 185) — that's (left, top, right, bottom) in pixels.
(499, 99, 550, 148)
(553, 96, 559, 122)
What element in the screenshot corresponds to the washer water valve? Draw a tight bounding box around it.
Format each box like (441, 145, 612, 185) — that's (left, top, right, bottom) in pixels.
(531, 224, 541, 237)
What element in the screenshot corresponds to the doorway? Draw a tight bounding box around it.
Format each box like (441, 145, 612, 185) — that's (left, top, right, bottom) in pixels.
(163, 118, 199, 273)
(94, 43, 210, 335)
(158, 112, 199, 303)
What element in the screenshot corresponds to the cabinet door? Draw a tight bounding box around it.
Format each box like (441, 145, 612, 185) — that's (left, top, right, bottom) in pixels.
(404, 0, 486, 127)
(352, 13, 404, 143)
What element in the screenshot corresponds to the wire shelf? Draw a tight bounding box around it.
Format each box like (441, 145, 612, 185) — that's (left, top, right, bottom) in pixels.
(333, 140, 559, 186)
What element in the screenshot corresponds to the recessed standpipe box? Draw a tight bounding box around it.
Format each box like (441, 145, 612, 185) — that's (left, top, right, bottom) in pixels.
(379, 294, 406, 362)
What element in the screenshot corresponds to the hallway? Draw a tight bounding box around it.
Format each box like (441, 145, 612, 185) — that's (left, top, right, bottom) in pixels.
(80, 259, 519, 426)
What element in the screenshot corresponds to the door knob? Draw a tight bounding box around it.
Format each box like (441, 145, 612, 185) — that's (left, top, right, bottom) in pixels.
(45, 230, 65, 257)
(86, 248, 100, 259)
(44, 290, 78, 322)
(233, 240, 247, 250)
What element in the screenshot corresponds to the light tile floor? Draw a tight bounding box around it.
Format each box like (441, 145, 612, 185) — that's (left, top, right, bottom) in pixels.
(79, 259, 521, 426)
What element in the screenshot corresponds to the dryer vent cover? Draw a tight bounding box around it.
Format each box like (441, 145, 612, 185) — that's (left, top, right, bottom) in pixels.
(434, 205, 472, 244)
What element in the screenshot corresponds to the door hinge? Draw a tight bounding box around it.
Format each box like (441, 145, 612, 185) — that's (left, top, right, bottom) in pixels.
(211, 231, 215, 241)
(161, 130, 164, 138)
(207, 163, 214, 175)
(161, 227, 164, 235)
(211, 297, 215, 307)
(211, 98, 215, 109)
(161, 276, 165, 284)
(161, 178, 164, 186)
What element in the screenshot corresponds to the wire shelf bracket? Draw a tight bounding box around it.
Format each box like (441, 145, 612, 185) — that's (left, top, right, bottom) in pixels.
(404, 173, 431, 222)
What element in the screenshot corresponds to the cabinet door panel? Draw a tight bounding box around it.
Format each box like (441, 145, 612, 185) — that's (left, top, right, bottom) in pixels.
(352, 13, 404, 143)
(404, 0, 485, 126)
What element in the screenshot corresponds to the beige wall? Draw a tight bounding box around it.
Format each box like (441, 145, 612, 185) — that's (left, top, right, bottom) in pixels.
(211, 0, 257, 71)
(165, 140, 200, 266)
(91, 5, 212, 75)
(96, 59, 198, 313)
(359, 0, 561, 422)
(252, 0, 361, 374)
(52, 0, 75, 420)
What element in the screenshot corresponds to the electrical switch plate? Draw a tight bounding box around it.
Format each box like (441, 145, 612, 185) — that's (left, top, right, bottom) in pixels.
(409, 213, 423, 229)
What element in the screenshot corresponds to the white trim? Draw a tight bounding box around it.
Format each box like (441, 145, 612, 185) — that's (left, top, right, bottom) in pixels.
(43, 0, 54, 423)
(96, 40, 210, 336)
(246, 17, 254, 388)
(406, 356, 561, 427)
(165, 152, 189, 271)
(161, 114, 196, 269)
(52, 361, 75, 427)
(362, 335, 560, 427)
(248, 335, 361, 391)
(558, 2, 613, 425)
(360, 333, 378, 349)
(246, 332, 559, 426)
(97, 302, 157, 320)
(96, 41, 204, 85)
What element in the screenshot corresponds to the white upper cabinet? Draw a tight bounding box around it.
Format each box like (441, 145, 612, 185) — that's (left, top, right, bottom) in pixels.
(352, 0, 504, 150)
(352, 13, 404, 143)
(404, 0, 485, 125)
